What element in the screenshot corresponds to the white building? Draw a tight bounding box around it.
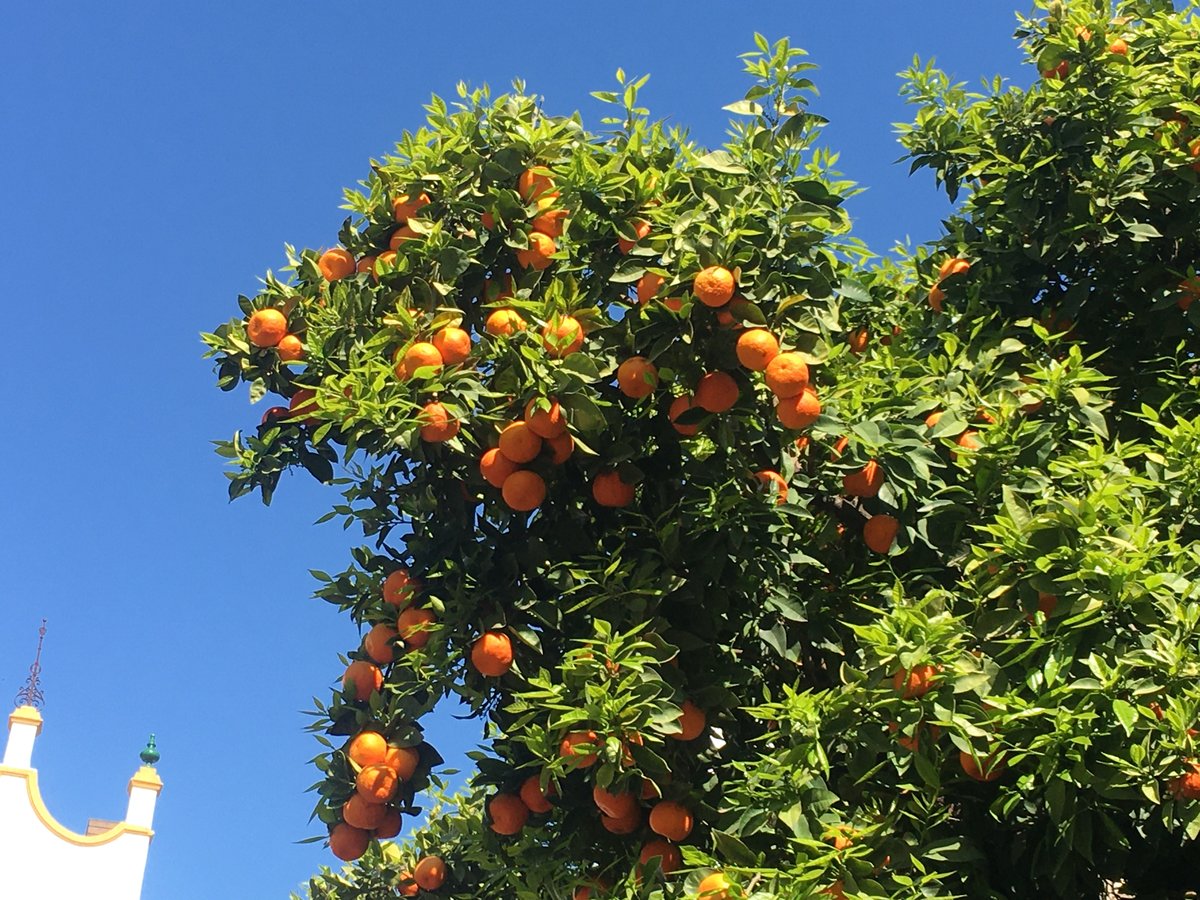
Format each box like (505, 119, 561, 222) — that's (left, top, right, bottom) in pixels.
(0, 704, 163, 900)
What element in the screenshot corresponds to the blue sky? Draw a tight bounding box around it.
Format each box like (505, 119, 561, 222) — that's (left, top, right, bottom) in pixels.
(0, 3, 1029, 896)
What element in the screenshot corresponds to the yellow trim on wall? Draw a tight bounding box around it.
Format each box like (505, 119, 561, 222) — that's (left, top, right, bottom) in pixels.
(0, 765, 154, 846)
(8, 705, 43, 735)
(128, 765, 162, 795)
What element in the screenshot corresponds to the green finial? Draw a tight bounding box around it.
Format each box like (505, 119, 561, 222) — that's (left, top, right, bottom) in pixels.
(140, 734, 160, 766)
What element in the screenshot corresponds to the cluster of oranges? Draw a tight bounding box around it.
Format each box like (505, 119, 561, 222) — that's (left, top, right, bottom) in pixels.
(246, 307, 305, 362)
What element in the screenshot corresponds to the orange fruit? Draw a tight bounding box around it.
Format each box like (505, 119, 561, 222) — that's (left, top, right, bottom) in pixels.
(735, 329, 780, 371)
(957, 430, 982, 451)
(363, 624, 399, 664)
(842, 460, 884, 498)
(1035, 591, 1058, 618)
(383, 569, 418, 608)
(347, 732, 389, 767)
(600, 807, 642, 834)
(488, 793, 530, 835)
(593, 785, 638, 819)
(520, 775, 554, 814)
(384, 745, 420, 781)
(848, 327, 869, 354)
(938, 257, 971, 279)
(668, 394, 700, 436)
(754, 470, 788, 505)
(401, 342, 444, 378)
(499, 421, 543, 463)
(471, 631, 514, 677)
(397, 607, 436, 649)
(329, 823, 370, 861)
(546, 431, 574, 464)
(374, 809, 402, 839)
(432, 327, 472, 365)
(398, 871, 419, 897)
(356, 764, 399, 804)
(524, 398, 567, 439)
(893, 664, 940, 699)
(663, 296, 684, 312)
(342, 794, 387, 830)
(694, 372, 739, 413)
(541, 315, 584, 357)
(389, 225, 419, 249)
(618, 220, 652, 253)
(649, 800, 693, 842)
(924, 410, 943, 429)
(502, 470, 546, 512)
(531, 207, 568, 239)
(672, 700, 706, 741)
(636, 271, 665, 305)
(373, 250, 398, 280)
(822, 880, 846, 899)
(864, 514, 899, 554)
(764, 352, 810, 398)
(928, 283, 946, 312)
(559, 730, 600, 768)
(319, 248, 356, 282)
(518, 166, 556, 202)
(413, 855, 446, 890)
(593, 470, 636, 508)
(355, 255, 376, 275)
(480, 448, 519, 488)
(693, 266, 735, 307)
(831, 436, 849, 459)
(247, 309, 288, 348)
(480, 210, 496, 230)
(960, 749, 1006, 782)
(516, 232, 555, 270)
(638, 839, 682, 876)
(418, 402, 460, 443)
(485, 309, 527, 336)
(392, 192, 431, 222)
(343, 661, 383, 701)
(276, 334, 305, 362)
(776, 386, 821, 429)
(288, 387, 319, 425)
(697, 872, 733, 899)
(617, 356, 659, 399)
(1169, 761, 1200, 800)
(260, 405, 290, 426)
(1109, 37, 1128, 55)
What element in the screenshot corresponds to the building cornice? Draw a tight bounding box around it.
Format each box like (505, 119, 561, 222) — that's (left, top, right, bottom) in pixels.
(0, 765, 154, 846)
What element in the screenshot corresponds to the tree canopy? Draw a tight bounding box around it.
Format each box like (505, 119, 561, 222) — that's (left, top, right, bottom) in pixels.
(205, 1, 1200, 897)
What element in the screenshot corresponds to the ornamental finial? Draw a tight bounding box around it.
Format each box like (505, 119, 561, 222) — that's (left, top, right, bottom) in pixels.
(140, 734, 160, 766)
(14, 619, 47, 710)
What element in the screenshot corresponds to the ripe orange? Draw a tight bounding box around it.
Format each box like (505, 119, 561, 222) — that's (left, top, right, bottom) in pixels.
(1034, 591, 1058, 618)
(524, 398, 567, 439)
(363, 624, 399, 665)
(593, 785, 638, 819)
(636, 271, 665, 305)
(938, 257, 971, 279)
(764, 352, 810, 398)
(893, 664, 940, 699)
(546, 432, 574, 464)
(693, 266, 735, 307)
(960, 749, 1006, 782)
(735, 329, 780, 371)
(831, 436, 849, 459)
(697, 872, 733, 899)
(413, 855, 446, 890)
(471, 631, 514, 677)
(531, 207, 568, 239)
(754, 470, 788, 505)
(288, 387, 319, 425)
(485, 309, 526, 336)
(342, 794, 387, 830)
(924, 410, 943, 429)
(1169, 760, 1200, 800)
(343, 661, 383, 701)
(374, 808, 402, 839)
(502, 470, 546, 512)
(928, 283, 946, 312)
(593, 470, 636, 508)
(499, 421, 543, 463)
(480, 448, 519, 488)
(541, 315, 584, 357)
(419, 402, 460, 443)
(649, 800, 693, 842)
(401, 342, 444, 378)
(383, 569, 418, 608)
(319, 248, 356, 282)
(1109, 37, 1128, 55)
(384, 745, 420, 781)
(488, 793, 530, 835)
(397, 607, 436, 649)
(518, 166, 556, 202)
(329, 823, 370, 861)
(480, 210, 496, 230)
(389, 225, 419, 249)
(247, 308, 288, 348)
(668, 394, 700, 436)
(373, 250, 398, 280)
(776, 386, 821, 430)
(842, 460, 884, 498)
(516, 232, 556, 270)
(347, 731, 388, 768)
(672, 700, 706, 741)
(432, 327, 472, 365)
(863, 513, 899, 553)
(822, 880, 846, 899)
(600, 807, 642, 834)
(559, 730, 600, 768)
(356, 255, 376, 275)
(520, 774, 554, 814)
(617, 356, 659, 399)
(694, 372, 739, 413)
(356, 764, 399, 804)
(619, 220, 652, 253)
(276, 334, 305, 362)
(638, 839, 682, 876)
(392, 192, 431, 222)
(848, 327, 869, 354)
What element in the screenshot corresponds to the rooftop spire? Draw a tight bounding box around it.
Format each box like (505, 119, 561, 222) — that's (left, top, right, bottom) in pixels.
(14, 619, 47, 710)
(140, 734, 159, 766)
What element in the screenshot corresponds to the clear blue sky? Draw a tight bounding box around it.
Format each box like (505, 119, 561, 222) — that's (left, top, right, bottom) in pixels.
(0, 3, 1029, 896)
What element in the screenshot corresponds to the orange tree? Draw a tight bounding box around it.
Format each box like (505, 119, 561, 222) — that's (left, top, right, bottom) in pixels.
(208, 4, 1200, 898)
